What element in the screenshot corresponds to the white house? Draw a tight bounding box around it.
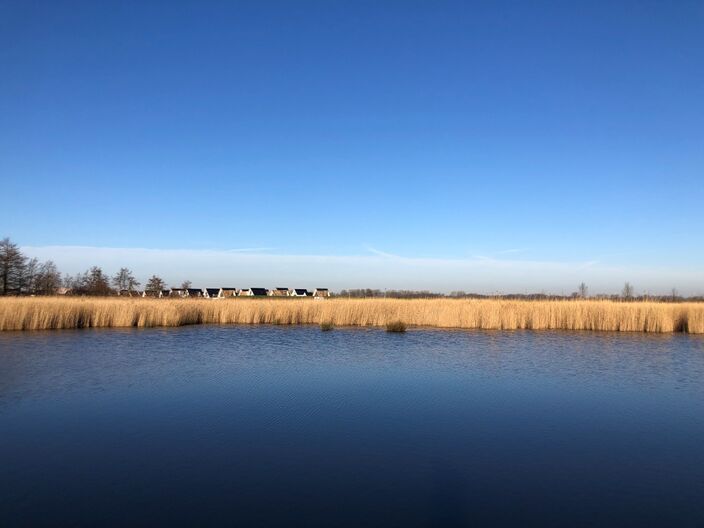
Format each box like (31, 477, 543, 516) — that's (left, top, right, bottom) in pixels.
(240, 288, 268, 296)
(204, 288, 223, 299)
(290, 288, 310, 297)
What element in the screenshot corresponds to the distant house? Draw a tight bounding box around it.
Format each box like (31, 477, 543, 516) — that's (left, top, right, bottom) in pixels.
(118, 289, 142, 297)
(221, 288, 238, 298)
(170, 288, 188, 298)
(290, 288, 310, 297)
(240, 288, 268, 296)
(56, 287, 72, 296)
(204, 288, 223, 299)
(161, 289, 171, 298)
(143, 290, 161, 298)
(313, 288, 330, 299)
(187, 288, 203, 298)
(269, 287, 290, 297)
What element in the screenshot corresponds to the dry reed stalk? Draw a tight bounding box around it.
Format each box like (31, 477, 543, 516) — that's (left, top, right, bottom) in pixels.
(0, 297, 702, 334)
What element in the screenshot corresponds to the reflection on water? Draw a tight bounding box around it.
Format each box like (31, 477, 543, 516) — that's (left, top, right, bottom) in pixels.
(1, 326, 703, 526)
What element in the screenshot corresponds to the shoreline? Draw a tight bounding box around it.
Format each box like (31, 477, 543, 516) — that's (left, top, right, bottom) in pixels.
(1, 297, 703, 334)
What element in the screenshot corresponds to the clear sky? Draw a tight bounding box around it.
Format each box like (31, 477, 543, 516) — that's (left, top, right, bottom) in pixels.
(2, 1, 703, 293)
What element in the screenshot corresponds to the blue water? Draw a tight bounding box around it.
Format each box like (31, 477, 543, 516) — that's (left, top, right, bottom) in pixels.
(1, 326, 703, 526)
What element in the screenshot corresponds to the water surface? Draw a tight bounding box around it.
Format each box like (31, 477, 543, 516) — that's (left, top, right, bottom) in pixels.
(1, 326, 703, 526)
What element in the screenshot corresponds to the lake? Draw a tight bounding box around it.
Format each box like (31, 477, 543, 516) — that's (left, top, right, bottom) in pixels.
(1, 326, 703, 526)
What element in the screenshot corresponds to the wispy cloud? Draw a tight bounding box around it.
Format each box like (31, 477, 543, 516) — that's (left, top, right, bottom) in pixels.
(365, 246, 402, 259)
(224, 247, 275, 253)
(495, 248, 530, 255)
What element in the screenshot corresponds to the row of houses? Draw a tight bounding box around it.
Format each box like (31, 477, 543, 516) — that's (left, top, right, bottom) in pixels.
(118, 287, 331, 299)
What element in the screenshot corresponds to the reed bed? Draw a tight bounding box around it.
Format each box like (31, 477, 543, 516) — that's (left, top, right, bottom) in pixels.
(1, 297, 703, 333)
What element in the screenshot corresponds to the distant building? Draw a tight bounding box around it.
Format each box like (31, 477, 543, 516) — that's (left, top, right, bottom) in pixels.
(161, 289, 171, 298)
(240, 288, 268, 296)
(290, 288, 310, 297)
(143, 290, 161, 298)
(56, 287, 72, 296)
(170, 288, 187, 298)
(118, 289, 142, 297)
(221, 288, 238, 298)
(187, 288, 203, 298)
(313, 288, 330, 299)
(204, 288, 223, 299)
(269, 287, 290, 297)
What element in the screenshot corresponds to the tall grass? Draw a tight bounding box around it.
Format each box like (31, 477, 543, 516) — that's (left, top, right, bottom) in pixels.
(0, 297, 702, 333)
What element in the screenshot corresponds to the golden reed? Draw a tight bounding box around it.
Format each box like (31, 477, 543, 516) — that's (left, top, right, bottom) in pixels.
(1, 297, 702, 333)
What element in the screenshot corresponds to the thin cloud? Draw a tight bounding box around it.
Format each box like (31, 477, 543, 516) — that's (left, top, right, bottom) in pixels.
(224, 247, 275, 253)
(365, 246, 402, 259)
(496, 248, 530, 255)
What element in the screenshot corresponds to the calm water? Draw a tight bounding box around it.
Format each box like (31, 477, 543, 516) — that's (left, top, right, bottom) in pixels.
(1, 326, 703, 527)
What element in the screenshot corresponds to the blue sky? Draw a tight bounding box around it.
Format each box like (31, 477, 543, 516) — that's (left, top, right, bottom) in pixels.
(2, 1, 703, 293)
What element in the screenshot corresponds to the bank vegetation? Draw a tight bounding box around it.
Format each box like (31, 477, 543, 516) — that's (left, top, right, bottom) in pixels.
(1, 297, 702, 333)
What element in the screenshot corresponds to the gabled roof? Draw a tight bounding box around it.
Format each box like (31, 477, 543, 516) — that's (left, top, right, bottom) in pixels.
(294, 288, 309, 294)
(221, 287, 237, 290)
(250, 287, 268, 296)
(275, 287, 289, 291)
(206, 288, 221, 295)
(315, 288, 329, 291)
(187, 288, 202, 295)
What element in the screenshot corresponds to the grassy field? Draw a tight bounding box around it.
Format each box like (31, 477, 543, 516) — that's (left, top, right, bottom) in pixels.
(1, 297, 703, 333)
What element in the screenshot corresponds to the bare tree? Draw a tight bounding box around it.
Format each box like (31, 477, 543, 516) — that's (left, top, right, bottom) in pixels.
(19, 257, 39, 294)
(671, 288, 679, 302)
(71, 267, 112, 296)
(578, 282, 588, 299)
(622, 282, 634, 300)
(181, 280, 192, 289)
(112, 267, 140, 292)
(146, 275, 166, 292)
(35, 261, 62, 294)
(0, 237, 26, 294)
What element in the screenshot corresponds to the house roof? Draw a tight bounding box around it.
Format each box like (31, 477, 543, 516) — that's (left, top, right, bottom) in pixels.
(294, 288, 309, 294)
(206, 288, 220, 295)
(315, 288, 329, 291)
(275, 287, 289, 291)
(250, 288, 268, 295)
(187, 288, 202, 295)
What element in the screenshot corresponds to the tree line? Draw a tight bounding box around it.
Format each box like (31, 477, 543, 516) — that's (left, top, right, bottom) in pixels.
(0, 238, 62, 295)
(338, 283, 702, 302)
(0, 238, 172, 296)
